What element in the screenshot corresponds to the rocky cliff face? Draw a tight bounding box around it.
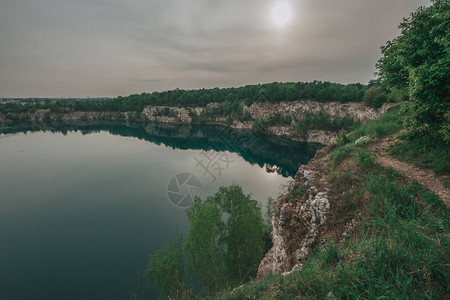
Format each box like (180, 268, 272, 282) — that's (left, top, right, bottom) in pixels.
(0, 101, 392, 145)
(257, 146, 364, 279)
(140, 101, 393, 144)
(257, 150, 332, 278)
(244, 101, 390, 123)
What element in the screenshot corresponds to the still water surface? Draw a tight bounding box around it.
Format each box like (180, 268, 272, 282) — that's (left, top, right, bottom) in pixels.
(0, 122, 322, 299)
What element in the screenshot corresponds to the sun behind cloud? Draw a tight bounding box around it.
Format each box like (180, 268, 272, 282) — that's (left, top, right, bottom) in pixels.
(271, 1, 292, 28)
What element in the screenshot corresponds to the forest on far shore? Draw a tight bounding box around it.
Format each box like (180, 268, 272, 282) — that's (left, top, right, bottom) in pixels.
(0, 80, 402, 115)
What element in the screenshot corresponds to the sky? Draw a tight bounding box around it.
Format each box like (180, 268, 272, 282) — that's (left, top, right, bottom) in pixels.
(0, 0, 430, 98)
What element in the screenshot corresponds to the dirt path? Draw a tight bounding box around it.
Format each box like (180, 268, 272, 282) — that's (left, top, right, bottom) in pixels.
(370, 135, 450, 206)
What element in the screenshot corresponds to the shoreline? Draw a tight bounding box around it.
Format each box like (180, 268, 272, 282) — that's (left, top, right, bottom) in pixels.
(0, 100, 395, 145)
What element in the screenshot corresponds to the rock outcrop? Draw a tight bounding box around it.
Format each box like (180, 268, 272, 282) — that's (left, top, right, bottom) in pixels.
(257, 135, 369, 279)
(140, 101, 393, 144)
(257, 150, 334, 278)
(0, 101, 394, 145)
(244, 101, 391, 123)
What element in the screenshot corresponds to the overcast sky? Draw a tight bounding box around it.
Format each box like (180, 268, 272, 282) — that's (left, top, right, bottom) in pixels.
(0, 0, 429, 98)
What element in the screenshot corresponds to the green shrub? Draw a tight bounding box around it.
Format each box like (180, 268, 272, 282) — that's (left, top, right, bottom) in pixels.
(357, 150, 374, 169)
(266, 113, 292, 126)
(372, 93, 388, 108)
(296, 112, 358, 134)
(251, 118, 268, 132)
(330, 144, 353, 165)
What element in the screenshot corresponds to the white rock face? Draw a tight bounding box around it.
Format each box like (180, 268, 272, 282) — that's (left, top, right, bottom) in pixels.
(257, 155, 332, 278)
(141, 106, 203, 124)
(140, 101, 393, 144)
(1, 100, 393, 145)
(245, 100, 392, 122)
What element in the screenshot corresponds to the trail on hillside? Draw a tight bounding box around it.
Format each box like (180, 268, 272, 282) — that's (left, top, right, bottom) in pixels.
(370, 136, 450, 207)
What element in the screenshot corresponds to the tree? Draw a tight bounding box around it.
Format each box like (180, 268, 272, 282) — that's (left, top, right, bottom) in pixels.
(211, 185, 265, 284)
(146, 184, 267, 297)
(145, 234, 189, 299)
(376, 0, 450, 142)
(362, 86, 383, 107)
(285, 86, 297, 101)
(184, 197, 224, 294)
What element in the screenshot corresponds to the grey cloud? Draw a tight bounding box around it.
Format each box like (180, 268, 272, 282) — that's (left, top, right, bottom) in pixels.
(0, 0, 430, 97)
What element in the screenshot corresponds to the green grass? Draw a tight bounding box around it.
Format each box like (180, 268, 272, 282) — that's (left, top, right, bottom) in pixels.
(338, 105, 402, 144)
(217, 165, 450, 299)
(330, 105, 403, 165)
(390, 135, 450, 176)
(214, 103, 450, 299)
(217, 104, 450, 299)
(357, 150, 375, 169)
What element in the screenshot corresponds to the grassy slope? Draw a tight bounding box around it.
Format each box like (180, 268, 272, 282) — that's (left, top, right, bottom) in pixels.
(218, 105, 450, 299)
(390, 139, 450, 189)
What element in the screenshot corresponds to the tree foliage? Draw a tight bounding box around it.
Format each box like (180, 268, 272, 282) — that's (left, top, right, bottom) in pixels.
(296, 112, 359, 138)
(211, 185, 266, 284)
(144, 234, 189, 299)
(0, 81, 371, 116)
(251, 113, 292, 133)
(184, 198, 224, 293)
(146, 184, 267, 298)
(376, 0, 450, 142)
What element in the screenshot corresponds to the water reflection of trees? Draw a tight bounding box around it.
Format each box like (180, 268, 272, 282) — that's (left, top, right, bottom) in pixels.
(1, 121, 324, 177)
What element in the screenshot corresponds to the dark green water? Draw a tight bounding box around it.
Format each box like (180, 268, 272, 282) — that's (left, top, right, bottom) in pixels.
(0, 122, 322, 299)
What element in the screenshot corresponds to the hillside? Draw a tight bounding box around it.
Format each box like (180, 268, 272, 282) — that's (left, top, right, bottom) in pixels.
(219, 105, 450, 299)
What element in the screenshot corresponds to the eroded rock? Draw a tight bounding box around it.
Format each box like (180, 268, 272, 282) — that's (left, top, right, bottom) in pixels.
(257, 156, 332, 278)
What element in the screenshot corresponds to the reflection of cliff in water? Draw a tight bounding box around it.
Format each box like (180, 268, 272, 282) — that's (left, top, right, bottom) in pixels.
(0, 121, 324, 178)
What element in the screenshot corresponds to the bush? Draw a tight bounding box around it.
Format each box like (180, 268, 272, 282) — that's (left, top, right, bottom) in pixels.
(377, 0, 450, 143)
(357, 150, 374, 168)
(266, 113, 292, 126)
(372, 92, 388, 108)
(296, 112, 359, 136)
(363, 86, 382, 107)
(251, 118, 268, 133)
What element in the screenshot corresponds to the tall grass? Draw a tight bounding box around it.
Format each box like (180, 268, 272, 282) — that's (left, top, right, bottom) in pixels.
(330, 106, 403, 165)
(390, 135, 450, 175)
(217, 104, 450, 299)
(218, 166, 450, 299)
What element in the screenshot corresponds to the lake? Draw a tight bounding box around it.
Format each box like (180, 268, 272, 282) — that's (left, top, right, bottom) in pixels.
(0, 121, 322, 299)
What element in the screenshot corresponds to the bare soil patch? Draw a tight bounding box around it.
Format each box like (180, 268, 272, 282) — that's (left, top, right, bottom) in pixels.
(370, 136, 450, 206)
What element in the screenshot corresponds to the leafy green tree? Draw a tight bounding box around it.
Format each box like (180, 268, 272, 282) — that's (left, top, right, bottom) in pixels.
(285, 86, 297, 101)
(376, 0, 450, 142)
(362, 86, 383, 107)
(211, 185, 266, 284)
(372, 92, 388, 108)
(184, 197, 224, 294)
(146, 184, 266, 297)
(145, 234, 189, 298)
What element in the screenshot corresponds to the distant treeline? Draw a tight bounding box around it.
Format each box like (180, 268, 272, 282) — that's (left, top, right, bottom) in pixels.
(0, 80, 402, 115)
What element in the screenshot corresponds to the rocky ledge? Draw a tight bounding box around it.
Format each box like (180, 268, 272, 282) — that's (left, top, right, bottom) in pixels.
(0, 100, 393, 145)
(257, 146, 363, 278)
(141, 101, 393, 144)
